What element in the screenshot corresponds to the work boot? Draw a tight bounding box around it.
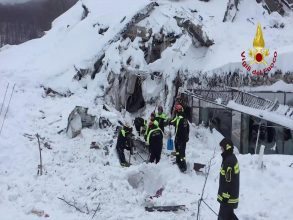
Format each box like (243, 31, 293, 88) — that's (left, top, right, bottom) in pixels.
(179, 158, 187, 172)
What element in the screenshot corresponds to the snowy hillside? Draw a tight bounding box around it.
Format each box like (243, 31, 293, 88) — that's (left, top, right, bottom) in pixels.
(1, 0, 293, 219)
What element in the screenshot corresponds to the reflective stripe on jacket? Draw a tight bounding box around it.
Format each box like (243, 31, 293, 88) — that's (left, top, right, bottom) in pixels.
(147, 127, 162, 145)
(217, 151, 240, 209)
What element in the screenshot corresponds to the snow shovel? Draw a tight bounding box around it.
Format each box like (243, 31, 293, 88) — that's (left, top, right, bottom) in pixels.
(167, 126, 174, 151)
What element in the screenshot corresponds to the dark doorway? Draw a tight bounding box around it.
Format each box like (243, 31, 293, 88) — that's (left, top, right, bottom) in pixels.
(200, 108, 232, 139)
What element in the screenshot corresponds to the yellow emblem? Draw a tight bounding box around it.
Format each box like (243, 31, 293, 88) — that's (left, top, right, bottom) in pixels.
(249, 23, 269, 65)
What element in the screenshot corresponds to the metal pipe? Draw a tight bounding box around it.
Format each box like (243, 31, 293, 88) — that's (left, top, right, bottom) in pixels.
(255, 123, 261, 155)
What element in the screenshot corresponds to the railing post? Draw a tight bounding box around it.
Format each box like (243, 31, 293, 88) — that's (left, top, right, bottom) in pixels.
(284, 92, 286, 105)
(191, 96, 194, 123)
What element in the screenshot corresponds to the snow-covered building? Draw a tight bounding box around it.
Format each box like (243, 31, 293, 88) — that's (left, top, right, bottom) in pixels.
(184, 83, 293, 155)
(2, 1, 293, 219)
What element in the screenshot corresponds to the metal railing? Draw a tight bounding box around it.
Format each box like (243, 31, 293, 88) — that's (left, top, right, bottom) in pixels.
(183, 87, 293, 129)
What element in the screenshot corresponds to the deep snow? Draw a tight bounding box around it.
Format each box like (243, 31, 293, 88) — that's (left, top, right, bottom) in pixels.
(1, 0, 293, 219)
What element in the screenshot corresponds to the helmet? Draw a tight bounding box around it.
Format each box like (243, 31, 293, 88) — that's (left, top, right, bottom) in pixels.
(158, 106, 163, 112)
(123, 123, 132, 133)
(174, 104, 183, 113)
(219, 138, 233, 151)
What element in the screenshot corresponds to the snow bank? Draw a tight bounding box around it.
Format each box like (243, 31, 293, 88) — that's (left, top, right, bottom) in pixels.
(0, 1, 293, 220)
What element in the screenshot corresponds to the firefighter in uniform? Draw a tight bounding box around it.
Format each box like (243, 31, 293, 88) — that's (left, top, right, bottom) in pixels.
(154, 106, 168, 133)
(116, 124, 133, 167)
(217, 138, 240, 220)
(170, 104, 189, 172)
(146, 120, 163, 164)
(144, 112, 158, 141)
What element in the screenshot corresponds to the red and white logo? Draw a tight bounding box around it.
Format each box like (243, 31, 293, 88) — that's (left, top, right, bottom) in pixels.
(241, 23, 277, 76)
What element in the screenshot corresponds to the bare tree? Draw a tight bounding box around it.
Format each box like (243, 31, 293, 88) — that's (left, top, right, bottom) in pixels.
(0, 0, 78, 46)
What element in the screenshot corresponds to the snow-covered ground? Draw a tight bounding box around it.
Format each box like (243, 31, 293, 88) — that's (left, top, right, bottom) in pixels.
(1, 0, 293, 219)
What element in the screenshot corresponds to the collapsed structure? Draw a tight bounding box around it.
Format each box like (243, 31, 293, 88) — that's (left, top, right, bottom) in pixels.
(180, 87, 293, 155)
(53, 0, 293, 155)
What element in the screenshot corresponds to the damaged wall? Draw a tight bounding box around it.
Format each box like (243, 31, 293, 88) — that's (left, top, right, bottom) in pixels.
(91, 2, 159, 79)
(175, 17, 214, 47)
(223, 0, 239, 22)
(105, 70, 146, 113)
(74, 1, 292, 117)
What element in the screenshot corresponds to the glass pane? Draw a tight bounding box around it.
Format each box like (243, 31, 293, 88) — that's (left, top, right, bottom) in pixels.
(283, 130, 293, 155)
(192, 107, 199, 125)
(241, 114, 250, 154)
(285, 93, 293, 106)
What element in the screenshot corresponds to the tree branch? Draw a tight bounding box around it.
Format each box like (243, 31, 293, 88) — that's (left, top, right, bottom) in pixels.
(92, 203, 101, 219)
(58, 196, 86, 214)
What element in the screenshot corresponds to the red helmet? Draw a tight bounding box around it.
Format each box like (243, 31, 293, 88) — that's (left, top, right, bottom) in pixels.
(174, 104, 183, 113)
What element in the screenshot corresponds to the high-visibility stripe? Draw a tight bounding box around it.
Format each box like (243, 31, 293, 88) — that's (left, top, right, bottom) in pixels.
(220, 168, 225, 175)
(175, 116, 183, 135)
(145, 120, 159, 138)
(121, 129, 126, 137)
(218, 195, 238, 204)
(228, 198, 239, 203)
(226, 144, 232, 150)
(156, 113, 168, 120)
(170, 116, 177, 124)
(170, 115, 183, 133)
(222, 192, 230, 198)
(146, 127, 161, 145)
(234, 163, 240, 174)
(226, 167, 232, 182)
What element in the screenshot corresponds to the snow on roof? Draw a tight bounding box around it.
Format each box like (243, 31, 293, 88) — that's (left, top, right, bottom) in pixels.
(238, 80, 293, 92)
(228, 100, 293, 129)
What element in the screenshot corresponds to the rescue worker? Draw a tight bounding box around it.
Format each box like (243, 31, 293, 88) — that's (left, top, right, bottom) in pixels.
(144, 112, 158, 141)
(116, 124, 133, 167)
(170, 104, 189, 172)
(155, 106, 168, 133)
(217, 138, 240, 220)
(146, 120, 163, 164)
(174, 93, 192, 121)
(134, 117, 147, 136)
